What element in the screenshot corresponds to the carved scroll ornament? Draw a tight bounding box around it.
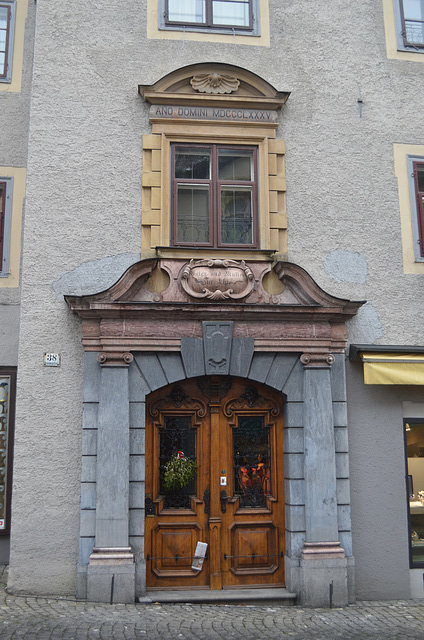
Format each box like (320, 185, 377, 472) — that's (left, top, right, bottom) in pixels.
(181, 259, 255, 301)
(190, 73, 240, 95)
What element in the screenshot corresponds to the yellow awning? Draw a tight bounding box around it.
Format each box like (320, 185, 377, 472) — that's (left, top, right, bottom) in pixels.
(361, 353, 424, 385)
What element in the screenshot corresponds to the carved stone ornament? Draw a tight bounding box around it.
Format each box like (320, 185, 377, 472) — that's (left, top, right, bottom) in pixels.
(190, 73, 240, 95)
(181, 259, 255, 301)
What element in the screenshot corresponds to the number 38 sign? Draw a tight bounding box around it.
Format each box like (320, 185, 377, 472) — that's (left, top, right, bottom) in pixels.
(43, 353, 61, 367)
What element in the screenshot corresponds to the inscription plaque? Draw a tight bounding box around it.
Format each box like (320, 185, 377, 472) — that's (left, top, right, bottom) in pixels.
(181, 259, 255, 301)
(149, 105, 278, 123)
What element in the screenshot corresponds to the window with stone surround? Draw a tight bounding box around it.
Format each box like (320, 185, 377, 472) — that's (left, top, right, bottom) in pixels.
(139, 64, 289, 257)
(159, 0, 260, 35)
(0, 1, 15, 82)
(171, 143, 258, 248)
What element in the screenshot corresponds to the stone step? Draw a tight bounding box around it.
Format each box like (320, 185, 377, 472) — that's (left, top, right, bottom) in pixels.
(139, 588, 297, 606)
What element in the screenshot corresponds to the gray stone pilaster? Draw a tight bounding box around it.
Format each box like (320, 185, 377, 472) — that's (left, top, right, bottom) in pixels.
(87, 354, 135, 604)
(299, 353, 348, 607)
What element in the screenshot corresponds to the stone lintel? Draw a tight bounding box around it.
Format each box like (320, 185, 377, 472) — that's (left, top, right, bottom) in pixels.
(301, 542, 346, 560)
(89, 547, 134, 566)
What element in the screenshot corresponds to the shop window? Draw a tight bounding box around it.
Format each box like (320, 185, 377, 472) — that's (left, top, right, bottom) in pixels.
(159, 0, 260, 35)
(394, 0, 424, 51)
(0, 1, 15, 82)
(171, 144, 258, 248)
(0, 368, 15, 535)
(0, 178, 13, 276)
(405, 419, 424, 567)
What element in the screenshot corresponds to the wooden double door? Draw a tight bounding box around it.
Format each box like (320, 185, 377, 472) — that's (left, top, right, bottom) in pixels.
(145, 377, 285, 590)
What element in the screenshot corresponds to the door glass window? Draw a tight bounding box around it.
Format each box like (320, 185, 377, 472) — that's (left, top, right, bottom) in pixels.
(405, 419, 424, 567)
(160, 415, 196, 509)
(233, 416, 270, 508)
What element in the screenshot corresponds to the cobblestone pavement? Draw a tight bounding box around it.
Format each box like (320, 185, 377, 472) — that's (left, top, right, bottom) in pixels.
(0, 569, 423, 640)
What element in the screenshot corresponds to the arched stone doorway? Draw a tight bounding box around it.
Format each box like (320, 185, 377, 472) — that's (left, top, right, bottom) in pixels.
(66, 258, 363, 606)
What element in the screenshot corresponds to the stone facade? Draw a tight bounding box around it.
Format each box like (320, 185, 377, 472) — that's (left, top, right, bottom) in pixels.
(3, 0, 424, 605)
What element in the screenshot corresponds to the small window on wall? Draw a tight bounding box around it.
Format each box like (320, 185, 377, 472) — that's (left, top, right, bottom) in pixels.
(0, 178, 13, 276)
(407, 157, 424, 261)
(171, 144, 258, 248)
(0, 368, 15, 536)
(395, 0, 424, 50)
(405, 419, 424, 567)
(0, 1, 15, 83)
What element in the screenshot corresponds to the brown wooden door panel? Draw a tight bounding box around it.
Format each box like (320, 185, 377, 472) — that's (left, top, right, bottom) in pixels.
(145, 377, 285, 590)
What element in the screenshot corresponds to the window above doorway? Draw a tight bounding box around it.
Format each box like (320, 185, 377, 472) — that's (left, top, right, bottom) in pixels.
(165, 0, 253, 30)
(158, 0, 261, 36)
(171, 144, 258, 248)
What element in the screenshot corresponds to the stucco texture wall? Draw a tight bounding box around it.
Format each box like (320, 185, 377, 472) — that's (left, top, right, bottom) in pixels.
(8, 0, 424, 597)
(347, 363, 412, 600)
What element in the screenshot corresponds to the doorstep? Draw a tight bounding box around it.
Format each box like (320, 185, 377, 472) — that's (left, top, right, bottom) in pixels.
(139, 588, 297, 606)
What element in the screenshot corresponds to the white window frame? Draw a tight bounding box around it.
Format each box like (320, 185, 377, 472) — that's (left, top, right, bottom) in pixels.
(0, 0, 16, 83)
(0, 177, 13, 277)
(393, 0, 424, 52)
(406, 155, 424, 262)
(158, 0, 261, 36)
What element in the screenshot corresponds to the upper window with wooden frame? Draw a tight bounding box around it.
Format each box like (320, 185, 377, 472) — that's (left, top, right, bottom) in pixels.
(409, 157, 424, 260)
(159, 0, 260, 35)
(393, 0, 424, 51)
(171, 143, 258, 248)
(0, 1, 15, 83)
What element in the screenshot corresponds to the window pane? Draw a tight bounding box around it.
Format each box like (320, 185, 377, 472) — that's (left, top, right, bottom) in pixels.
(0, 52, 4, 75)
(417, 165, 424, 192)
(218, 149, 253, 180)
(0, 7, 8, 29)
(213, 0, 250, 26)
(402, 0, 424, 44)
(0, 29, 6, 49)
(233, 416, 270, 508)
(177, 185, 209, 243)
(406, 421, 424, 567)
(221, 186, 253, 244)
(175, 148, 211, 179)
(168, 0, 206, 23)
(160, 415, 196, 509)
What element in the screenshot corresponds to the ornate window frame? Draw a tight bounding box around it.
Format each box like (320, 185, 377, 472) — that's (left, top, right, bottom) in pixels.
(139, 64, 289, 260)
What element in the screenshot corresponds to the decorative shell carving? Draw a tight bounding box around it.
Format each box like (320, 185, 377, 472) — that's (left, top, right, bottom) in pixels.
(190, 73, 240, 95)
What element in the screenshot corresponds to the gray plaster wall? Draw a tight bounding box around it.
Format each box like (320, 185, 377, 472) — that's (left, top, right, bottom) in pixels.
(0, 0, 35, 352)
(8, 0, 424, 599)
(346, 361, 412, 600)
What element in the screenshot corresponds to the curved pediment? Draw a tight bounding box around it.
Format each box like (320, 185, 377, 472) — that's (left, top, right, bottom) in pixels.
(139, 63, 290, 110)
(66, 257, 363, 315)
(65, 258, 364, 356)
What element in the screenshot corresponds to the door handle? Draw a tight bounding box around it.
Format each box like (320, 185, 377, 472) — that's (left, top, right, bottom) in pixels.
(220, 489, 231, 513)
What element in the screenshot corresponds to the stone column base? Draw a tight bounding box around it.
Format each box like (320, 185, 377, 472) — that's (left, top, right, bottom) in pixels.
(87, 547, 135, 604)
(299, 542, 348, 607)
